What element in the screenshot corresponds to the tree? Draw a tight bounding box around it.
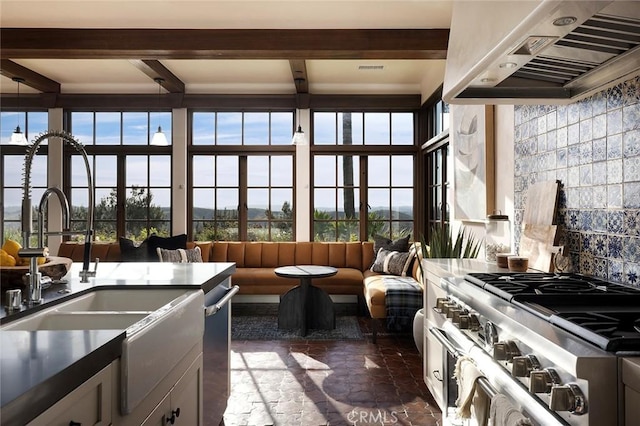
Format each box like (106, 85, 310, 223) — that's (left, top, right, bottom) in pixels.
(342, 113, 356, 220)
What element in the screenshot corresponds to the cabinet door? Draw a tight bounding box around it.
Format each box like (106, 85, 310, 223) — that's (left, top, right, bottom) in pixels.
(141, 392, 171, 426)
(171, 353, 203, 425)
(28, 364, 112, 426)
(424, 319, 445, 411)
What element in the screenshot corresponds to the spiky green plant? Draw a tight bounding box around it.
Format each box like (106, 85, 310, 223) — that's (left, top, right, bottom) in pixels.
(422, 223, 482, 259)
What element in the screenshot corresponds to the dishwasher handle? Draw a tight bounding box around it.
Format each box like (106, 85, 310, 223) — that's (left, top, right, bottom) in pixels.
(205, 285, 240, 316)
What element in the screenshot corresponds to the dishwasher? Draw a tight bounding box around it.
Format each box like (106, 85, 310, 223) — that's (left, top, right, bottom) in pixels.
(203, 278, 239, 426)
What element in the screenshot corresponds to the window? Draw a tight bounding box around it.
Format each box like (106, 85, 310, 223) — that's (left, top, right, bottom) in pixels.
(190, 111, 295, 241)
(312, 111, 416, 242)
(425, 141, 450, 232)
(1, 111, 49, 245)
(69, 112, 172, 242)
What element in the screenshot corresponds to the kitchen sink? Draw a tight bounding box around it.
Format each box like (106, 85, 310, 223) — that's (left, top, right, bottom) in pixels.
(1, 288, 206, 414)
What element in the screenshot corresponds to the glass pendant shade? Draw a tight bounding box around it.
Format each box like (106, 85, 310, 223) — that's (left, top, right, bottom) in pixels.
(151, 125, 169, 146)
(291, 125, 307, 145)
(10, 125, 28, 145)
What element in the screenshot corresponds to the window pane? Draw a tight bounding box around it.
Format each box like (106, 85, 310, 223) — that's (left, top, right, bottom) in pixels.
(248, 156, 269, 186)
(364, 113, 390, 144)
(95, 112, 121, 145)
(271, 112, 293, 145)
(217, 156, 238, 186)
(337, 112, 363, 145)
(337, 155, 359, 186)
(244, 112, 269, 145)
(126, 156, 148, 186)
(391, 113, 414, 145)
(271, 156, 292, 186)
(217, 113, 242, 145)
(392, 189, 413, 219)
(247, 188, 269, 211)
(368, 156, 390, 186)
(338, 188, 359, 219)
(193, 188, 215, 214)
(313, 113, 336, 145)
(95, 188, 117, 220)
(94, 156, 116, 187)
(193, 156, 215, 187)
(4, 155, 24, 186)
(71, 112, 94, 144)
(30, 156, 47, 187)
(193, 112, 215, 146)
(217, 189, 238, 215)
(369, 189, 390, 219)
(271, 189, 292, 215)
(150, 156, 171, 186)
(151, 188, 171, 216)
(392, 156, 413, 186)
(314, 188, 336, 213)
(28, 112, 48, 140)
(150, 112, 172, 145)
(123, 112, 148, 145)
(314, 156, 336, 186)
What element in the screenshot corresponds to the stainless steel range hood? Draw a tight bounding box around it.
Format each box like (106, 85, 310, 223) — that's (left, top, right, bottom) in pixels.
(443, 0, 640, 104)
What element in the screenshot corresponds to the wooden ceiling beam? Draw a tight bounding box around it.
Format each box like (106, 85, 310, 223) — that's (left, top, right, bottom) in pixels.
(0, 29, 448, 60)
(129, 59, 185, 93)
(0, 59, 61, 93)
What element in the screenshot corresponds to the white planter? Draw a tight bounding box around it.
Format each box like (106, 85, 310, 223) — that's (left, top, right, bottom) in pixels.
(413, 308, 424, 356)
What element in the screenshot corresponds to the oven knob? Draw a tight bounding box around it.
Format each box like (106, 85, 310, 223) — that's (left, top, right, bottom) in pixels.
(493, 340, 521, 361)
(468, 314, 480, 331)
(530, 368, 561, 394)
(449, 308, 462, 321)
(485, 321, 499, 345)
(458, 314, 470, 329)
(435, 298, 448, 312)
(549, 384, 587, 415)
(511, 355, 540, 377)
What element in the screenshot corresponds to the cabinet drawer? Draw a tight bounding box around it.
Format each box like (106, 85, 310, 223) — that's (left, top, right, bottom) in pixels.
(28, 364, 112, 426)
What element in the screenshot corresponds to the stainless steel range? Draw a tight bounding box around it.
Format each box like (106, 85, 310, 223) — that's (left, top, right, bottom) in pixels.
(430, 271, 640, 426)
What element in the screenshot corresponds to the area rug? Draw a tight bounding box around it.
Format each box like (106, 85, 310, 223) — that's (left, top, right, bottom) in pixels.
(231, 315, 364, 341)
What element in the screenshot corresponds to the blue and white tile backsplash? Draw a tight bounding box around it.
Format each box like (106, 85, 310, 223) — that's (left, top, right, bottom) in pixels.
(514, 75, 640, 286)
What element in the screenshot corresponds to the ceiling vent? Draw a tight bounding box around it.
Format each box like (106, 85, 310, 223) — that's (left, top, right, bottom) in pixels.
(358, 65, 385, 70)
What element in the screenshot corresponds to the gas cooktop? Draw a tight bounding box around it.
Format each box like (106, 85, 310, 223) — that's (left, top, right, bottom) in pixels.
(464, 272, 640, 352)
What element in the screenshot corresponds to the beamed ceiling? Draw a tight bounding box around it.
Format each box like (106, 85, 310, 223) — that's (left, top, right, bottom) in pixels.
(0, 1, 452, 106)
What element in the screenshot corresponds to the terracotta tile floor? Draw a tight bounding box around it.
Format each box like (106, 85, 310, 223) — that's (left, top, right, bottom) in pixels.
(219, 316, 442, 426)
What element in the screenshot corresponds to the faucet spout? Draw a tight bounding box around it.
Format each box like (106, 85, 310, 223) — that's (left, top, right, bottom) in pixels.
(21, 131, 96, 302)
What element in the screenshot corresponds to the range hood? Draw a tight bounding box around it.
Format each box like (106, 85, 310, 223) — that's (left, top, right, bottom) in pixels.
(443, 0, 640, 104)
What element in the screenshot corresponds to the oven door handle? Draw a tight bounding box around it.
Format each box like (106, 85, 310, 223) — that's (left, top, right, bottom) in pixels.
(205, 285, 240, 316)
(429, 326, 465, 358)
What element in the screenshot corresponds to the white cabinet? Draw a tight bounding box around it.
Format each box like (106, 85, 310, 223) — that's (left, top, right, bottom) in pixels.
(28, 363, 113, 426)
(141, 352, 203, 426)
(114, 342, 203, 426)
(423, 271, 447, 412)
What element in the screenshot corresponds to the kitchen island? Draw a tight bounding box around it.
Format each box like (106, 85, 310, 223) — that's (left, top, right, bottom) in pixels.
(0, 261, 235, 426)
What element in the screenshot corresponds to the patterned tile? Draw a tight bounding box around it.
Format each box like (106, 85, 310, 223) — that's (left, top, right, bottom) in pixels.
(579, 252, 595, 275)
(624, 182, 640, 208)
(624, 156, 640, 182)
(580, 119, 593, 143)
(623, 104, 640, 132)
(537, 134, 547, 153)
(557, 127, 568, 147)
(557, 105, 568, 127)
(538, 116, 547, 134)
(607, 85, 624, 109)
(557, 148, 568, 168)
(568, 123, 580, 145)
(547, 130, 557, 151)
(567, 209, 580, 230)
(607, 133, 623, 159)
(593, 257, 608, 279)
(580, 141, 593, 164)
(593, 113, 607, 139)
(607, 159, 623, 184)
(609, 260, 623, 283)
(625, 210, 640, 236)
(568, 145, 580, 167)
(546, 111, 557, 131)
(567, 102, 580, 125)
(579, 99, 593, 120)
(593, 137, 607, 162)
(579, 164, 592, 186)
(624, 262, 639, 286)
(608, 210, 624, 234)
(568, 231, 581, 252)
(608, 184, 623, 208)
(580, 187, 593, 208)
(623, 129, 640, 158)
(580, 210, 593, 231)
(607, 108, 623, 135)
(592, 161, 607, 185)
(623, 237, 640, 262)
(623, 76, 640, 106)
(592, 91, 607, 115)
(609, 235, 624, 259)
(592, 210, 608, 232)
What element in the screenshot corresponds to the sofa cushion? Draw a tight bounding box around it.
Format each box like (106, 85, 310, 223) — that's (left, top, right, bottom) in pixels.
(119, 237, 152, 262)
(147, 234, 188, 259)
(373, 234, 411, 254)
(157, 246, 203, 263)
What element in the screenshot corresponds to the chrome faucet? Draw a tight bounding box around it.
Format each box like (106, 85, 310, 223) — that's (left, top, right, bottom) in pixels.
(18, 131, 97, 305)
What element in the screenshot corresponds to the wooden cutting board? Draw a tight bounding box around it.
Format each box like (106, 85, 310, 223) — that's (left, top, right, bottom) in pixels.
(523, 180, 560, 225)
(519, 224, 558, 272)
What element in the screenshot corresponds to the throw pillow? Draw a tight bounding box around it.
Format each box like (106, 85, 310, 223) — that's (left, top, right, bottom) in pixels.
(157, 246, 203, 263)
(371, 248, 413, 276)
(147, 234, 188, 260)
(119, 237, 151, 262)
(373, 234, 411, 254)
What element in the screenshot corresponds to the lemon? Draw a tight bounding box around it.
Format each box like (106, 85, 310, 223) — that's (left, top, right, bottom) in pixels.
(2, 239, 21, 260)
(0, 249, 17, 267)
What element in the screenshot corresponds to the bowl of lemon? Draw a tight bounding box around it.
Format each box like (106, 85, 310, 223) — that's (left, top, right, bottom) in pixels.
(1, 239, 72, 288)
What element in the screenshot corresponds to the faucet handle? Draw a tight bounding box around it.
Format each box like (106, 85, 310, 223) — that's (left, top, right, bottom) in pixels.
(79, 257, 99, 282)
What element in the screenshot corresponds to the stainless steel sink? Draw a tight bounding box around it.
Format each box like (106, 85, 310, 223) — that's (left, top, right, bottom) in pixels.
(1, 288, 205, 414)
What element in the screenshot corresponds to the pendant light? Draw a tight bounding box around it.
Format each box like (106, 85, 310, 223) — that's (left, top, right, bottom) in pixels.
(150, 77, 169, 146)
(10, 77, 28, 145)
(291, 107, 307, 145)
